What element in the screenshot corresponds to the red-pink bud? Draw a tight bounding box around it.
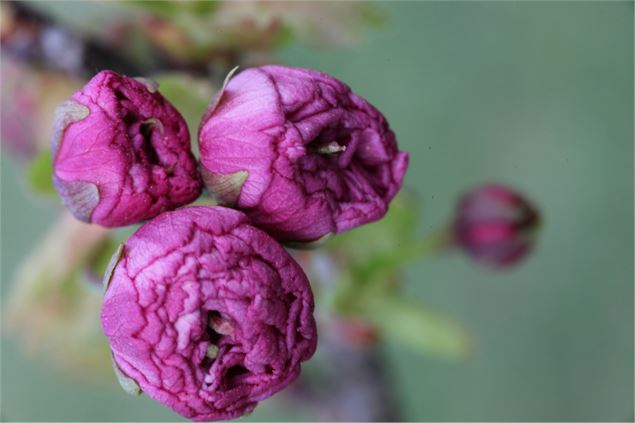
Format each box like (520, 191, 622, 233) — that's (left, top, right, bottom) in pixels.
(453, 184, 540, 268)
(51, 70, 202, 227)
(198, 65, 409, 243)
(101, 206, 317, 421)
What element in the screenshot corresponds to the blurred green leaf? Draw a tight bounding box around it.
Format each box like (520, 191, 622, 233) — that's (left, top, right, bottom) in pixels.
(3, 212, 113, 381)
(326, 192, 431, 312)
(122, 0, 218, 18)
(369, 298, 471, 360)
(86, 237, 120, 281)
(186, 1, 218, 15)
(272, 23, 296, 49)
(328, 191, 419, 263)
(26, 149, 55, 196)
(360, 4, 387, 28)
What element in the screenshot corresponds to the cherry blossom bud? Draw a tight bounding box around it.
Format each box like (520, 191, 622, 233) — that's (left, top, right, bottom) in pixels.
(453, 184, 540, 268)
(199, 65, 408, 243)
(51, 70, 201, 227)
(101, 206, 317, 421)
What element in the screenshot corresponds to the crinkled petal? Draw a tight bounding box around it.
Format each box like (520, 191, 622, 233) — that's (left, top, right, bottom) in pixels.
(53, 70, 202, 227)
(199, 65, 409, 242)
(101, 206, 317, 421)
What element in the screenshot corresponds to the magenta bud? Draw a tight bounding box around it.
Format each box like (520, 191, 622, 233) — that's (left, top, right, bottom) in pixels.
(100, 206, 317, 421)
(51, 70, 202, 227)
(453, 184, 541, 268)
(198, 65, 409, 243)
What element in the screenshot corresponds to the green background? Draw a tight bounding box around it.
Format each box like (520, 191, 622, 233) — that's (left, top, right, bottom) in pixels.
(2, 1, 633, 421)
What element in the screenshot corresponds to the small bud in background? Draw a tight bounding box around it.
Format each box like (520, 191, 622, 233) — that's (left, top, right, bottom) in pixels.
(453, 184, 541, 268)
(51, 70, 201, 227)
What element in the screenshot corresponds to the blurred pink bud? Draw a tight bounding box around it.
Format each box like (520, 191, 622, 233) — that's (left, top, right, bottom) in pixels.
(199, 65, 409, 243)
(101, 206, 317, 421)
(51, 70, 201, 227)
(1, 58, 82, 160)
(331, 317, 380, 348)
(453, 184, 541, 268)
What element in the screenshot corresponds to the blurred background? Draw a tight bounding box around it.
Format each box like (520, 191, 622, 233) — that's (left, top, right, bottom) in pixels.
(1, 1, 633, 421)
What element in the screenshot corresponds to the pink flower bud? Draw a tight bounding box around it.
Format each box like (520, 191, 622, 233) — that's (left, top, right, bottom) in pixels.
(198, 65, 409, 243)
(453, 184, 541, 268)
(101, 206, 317, 421)
(51, 70, 201, 227)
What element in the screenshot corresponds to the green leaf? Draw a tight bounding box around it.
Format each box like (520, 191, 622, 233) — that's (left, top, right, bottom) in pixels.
(26, 150, 55, 196)
(368, 298, 471, 360)
(272, 23, 296, 48)
(122, 0, 218, 19)
(361, 4, 387, 28)
(328, 191, 420, 263)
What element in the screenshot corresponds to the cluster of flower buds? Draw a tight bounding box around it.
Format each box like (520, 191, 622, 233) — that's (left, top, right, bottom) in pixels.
(51, 66, 409, 420)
